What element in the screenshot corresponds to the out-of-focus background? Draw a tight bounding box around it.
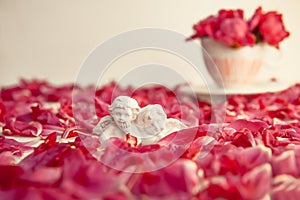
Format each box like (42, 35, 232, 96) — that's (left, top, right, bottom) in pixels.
(0, 0, 299, 88)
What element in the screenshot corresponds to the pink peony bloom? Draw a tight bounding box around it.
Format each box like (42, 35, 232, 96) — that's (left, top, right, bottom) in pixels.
(214, 17, 256, 47)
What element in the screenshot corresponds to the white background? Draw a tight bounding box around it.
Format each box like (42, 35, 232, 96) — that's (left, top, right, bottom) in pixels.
(1, 0, 299, 88)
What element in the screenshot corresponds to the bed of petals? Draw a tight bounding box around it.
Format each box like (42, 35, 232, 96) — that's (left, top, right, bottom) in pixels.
(1, 79, 300, 199)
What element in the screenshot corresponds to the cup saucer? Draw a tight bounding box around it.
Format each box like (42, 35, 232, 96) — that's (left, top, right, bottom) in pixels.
(181, 77, 292, 102)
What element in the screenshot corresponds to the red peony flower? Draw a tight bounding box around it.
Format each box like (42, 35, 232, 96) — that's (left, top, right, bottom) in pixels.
(259, 11, 290, 48)
(192, 15, 218, 38)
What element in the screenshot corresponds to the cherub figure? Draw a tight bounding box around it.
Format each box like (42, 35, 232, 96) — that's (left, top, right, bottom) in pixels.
(132, 104, 187, 145)
(93, 96, 186, 145)
(93, 96, 140, 142)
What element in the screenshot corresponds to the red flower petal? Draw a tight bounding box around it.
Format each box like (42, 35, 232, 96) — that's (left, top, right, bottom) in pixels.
(272, 175, 300, 199)
(239, 164, 272, 199)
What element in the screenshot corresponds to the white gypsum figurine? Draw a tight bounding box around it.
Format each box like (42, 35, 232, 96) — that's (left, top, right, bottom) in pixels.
(132, 104, 187, 145)
(93, 96, 140, 143)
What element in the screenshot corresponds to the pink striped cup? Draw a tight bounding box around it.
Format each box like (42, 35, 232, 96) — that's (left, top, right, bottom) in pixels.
(201, 38, 268, 88)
